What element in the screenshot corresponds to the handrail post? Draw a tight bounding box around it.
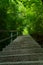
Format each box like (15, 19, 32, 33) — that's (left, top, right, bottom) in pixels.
(17, 31, 18, 37)
(11, 32, 13, 43)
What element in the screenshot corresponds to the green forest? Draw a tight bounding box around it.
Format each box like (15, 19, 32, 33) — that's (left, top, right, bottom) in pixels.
(0, 0, 43, 50)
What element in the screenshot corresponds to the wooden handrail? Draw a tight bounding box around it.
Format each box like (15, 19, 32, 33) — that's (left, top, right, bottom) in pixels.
(0, 30, 17, 32)
(0, 33, 17, 43)
(0, 36, 11, 42)
(0, 30, 19, 43)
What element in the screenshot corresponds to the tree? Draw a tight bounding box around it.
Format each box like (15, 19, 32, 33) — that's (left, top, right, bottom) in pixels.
(0, 0, 43, 49)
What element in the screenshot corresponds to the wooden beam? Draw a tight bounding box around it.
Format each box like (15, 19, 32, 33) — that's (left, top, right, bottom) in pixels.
(0, 30, 17, 32)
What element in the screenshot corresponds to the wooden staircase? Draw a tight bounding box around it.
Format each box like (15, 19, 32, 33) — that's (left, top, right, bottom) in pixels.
(0, 35, 43, 65)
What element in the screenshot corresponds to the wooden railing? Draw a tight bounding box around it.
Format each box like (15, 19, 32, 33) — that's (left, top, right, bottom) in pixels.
(0, 30, 18, 43)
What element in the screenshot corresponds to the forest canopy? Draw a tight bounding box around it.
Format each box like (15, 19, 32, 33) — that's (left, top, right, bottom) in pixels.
(0, 0, 43, 35)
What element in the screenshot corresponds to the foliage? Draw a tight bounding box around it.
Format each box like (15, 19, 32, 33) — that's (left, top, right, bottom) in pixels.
(0, 0, 43, 34)
(0, 0, 43, 50)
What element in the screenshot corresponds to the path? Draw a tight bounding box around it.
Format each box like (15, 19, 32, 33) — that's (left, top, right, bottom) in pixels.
(0, 35, 43, 65)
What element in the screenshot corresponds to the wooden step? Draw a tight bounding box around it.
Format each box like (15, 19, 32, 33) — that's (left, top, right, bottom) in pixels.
(3, 35, 40, 51)
(0, 61, 43, 65)
(5, 35, 41, 47)
(3, 46, 40, 51)
(1, 48, 43, 55)
(6, 43, 40, 49)
(8, 36, 40, 47)
(0, 35, 42, 65)
(0, 53, 43, 62)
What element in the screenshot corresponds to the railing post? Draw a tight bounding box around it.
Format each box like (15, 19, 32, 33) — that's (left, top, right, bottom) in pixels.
(17, 31, 18, 37)
(11, 32, 13, 43)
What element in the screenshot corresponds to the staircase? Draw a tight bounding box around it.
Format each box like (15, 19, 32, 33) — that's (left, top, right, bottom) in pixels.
(0, 35, 43, 65)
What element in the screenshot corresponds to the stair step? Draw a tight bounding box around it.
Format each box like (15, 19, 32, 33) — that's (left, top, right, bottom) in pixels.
(6, 44, 40, 49)
(7, 37, 40, 47)
(3, 46, 40, 51)
(0, 35, 42, 65)
(0, 61, 43, 65)
(3, 35, 41, 51)
(9, 40, 40, 45)
(0, 53, 43, 62)
(1, 48, 43, 55)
